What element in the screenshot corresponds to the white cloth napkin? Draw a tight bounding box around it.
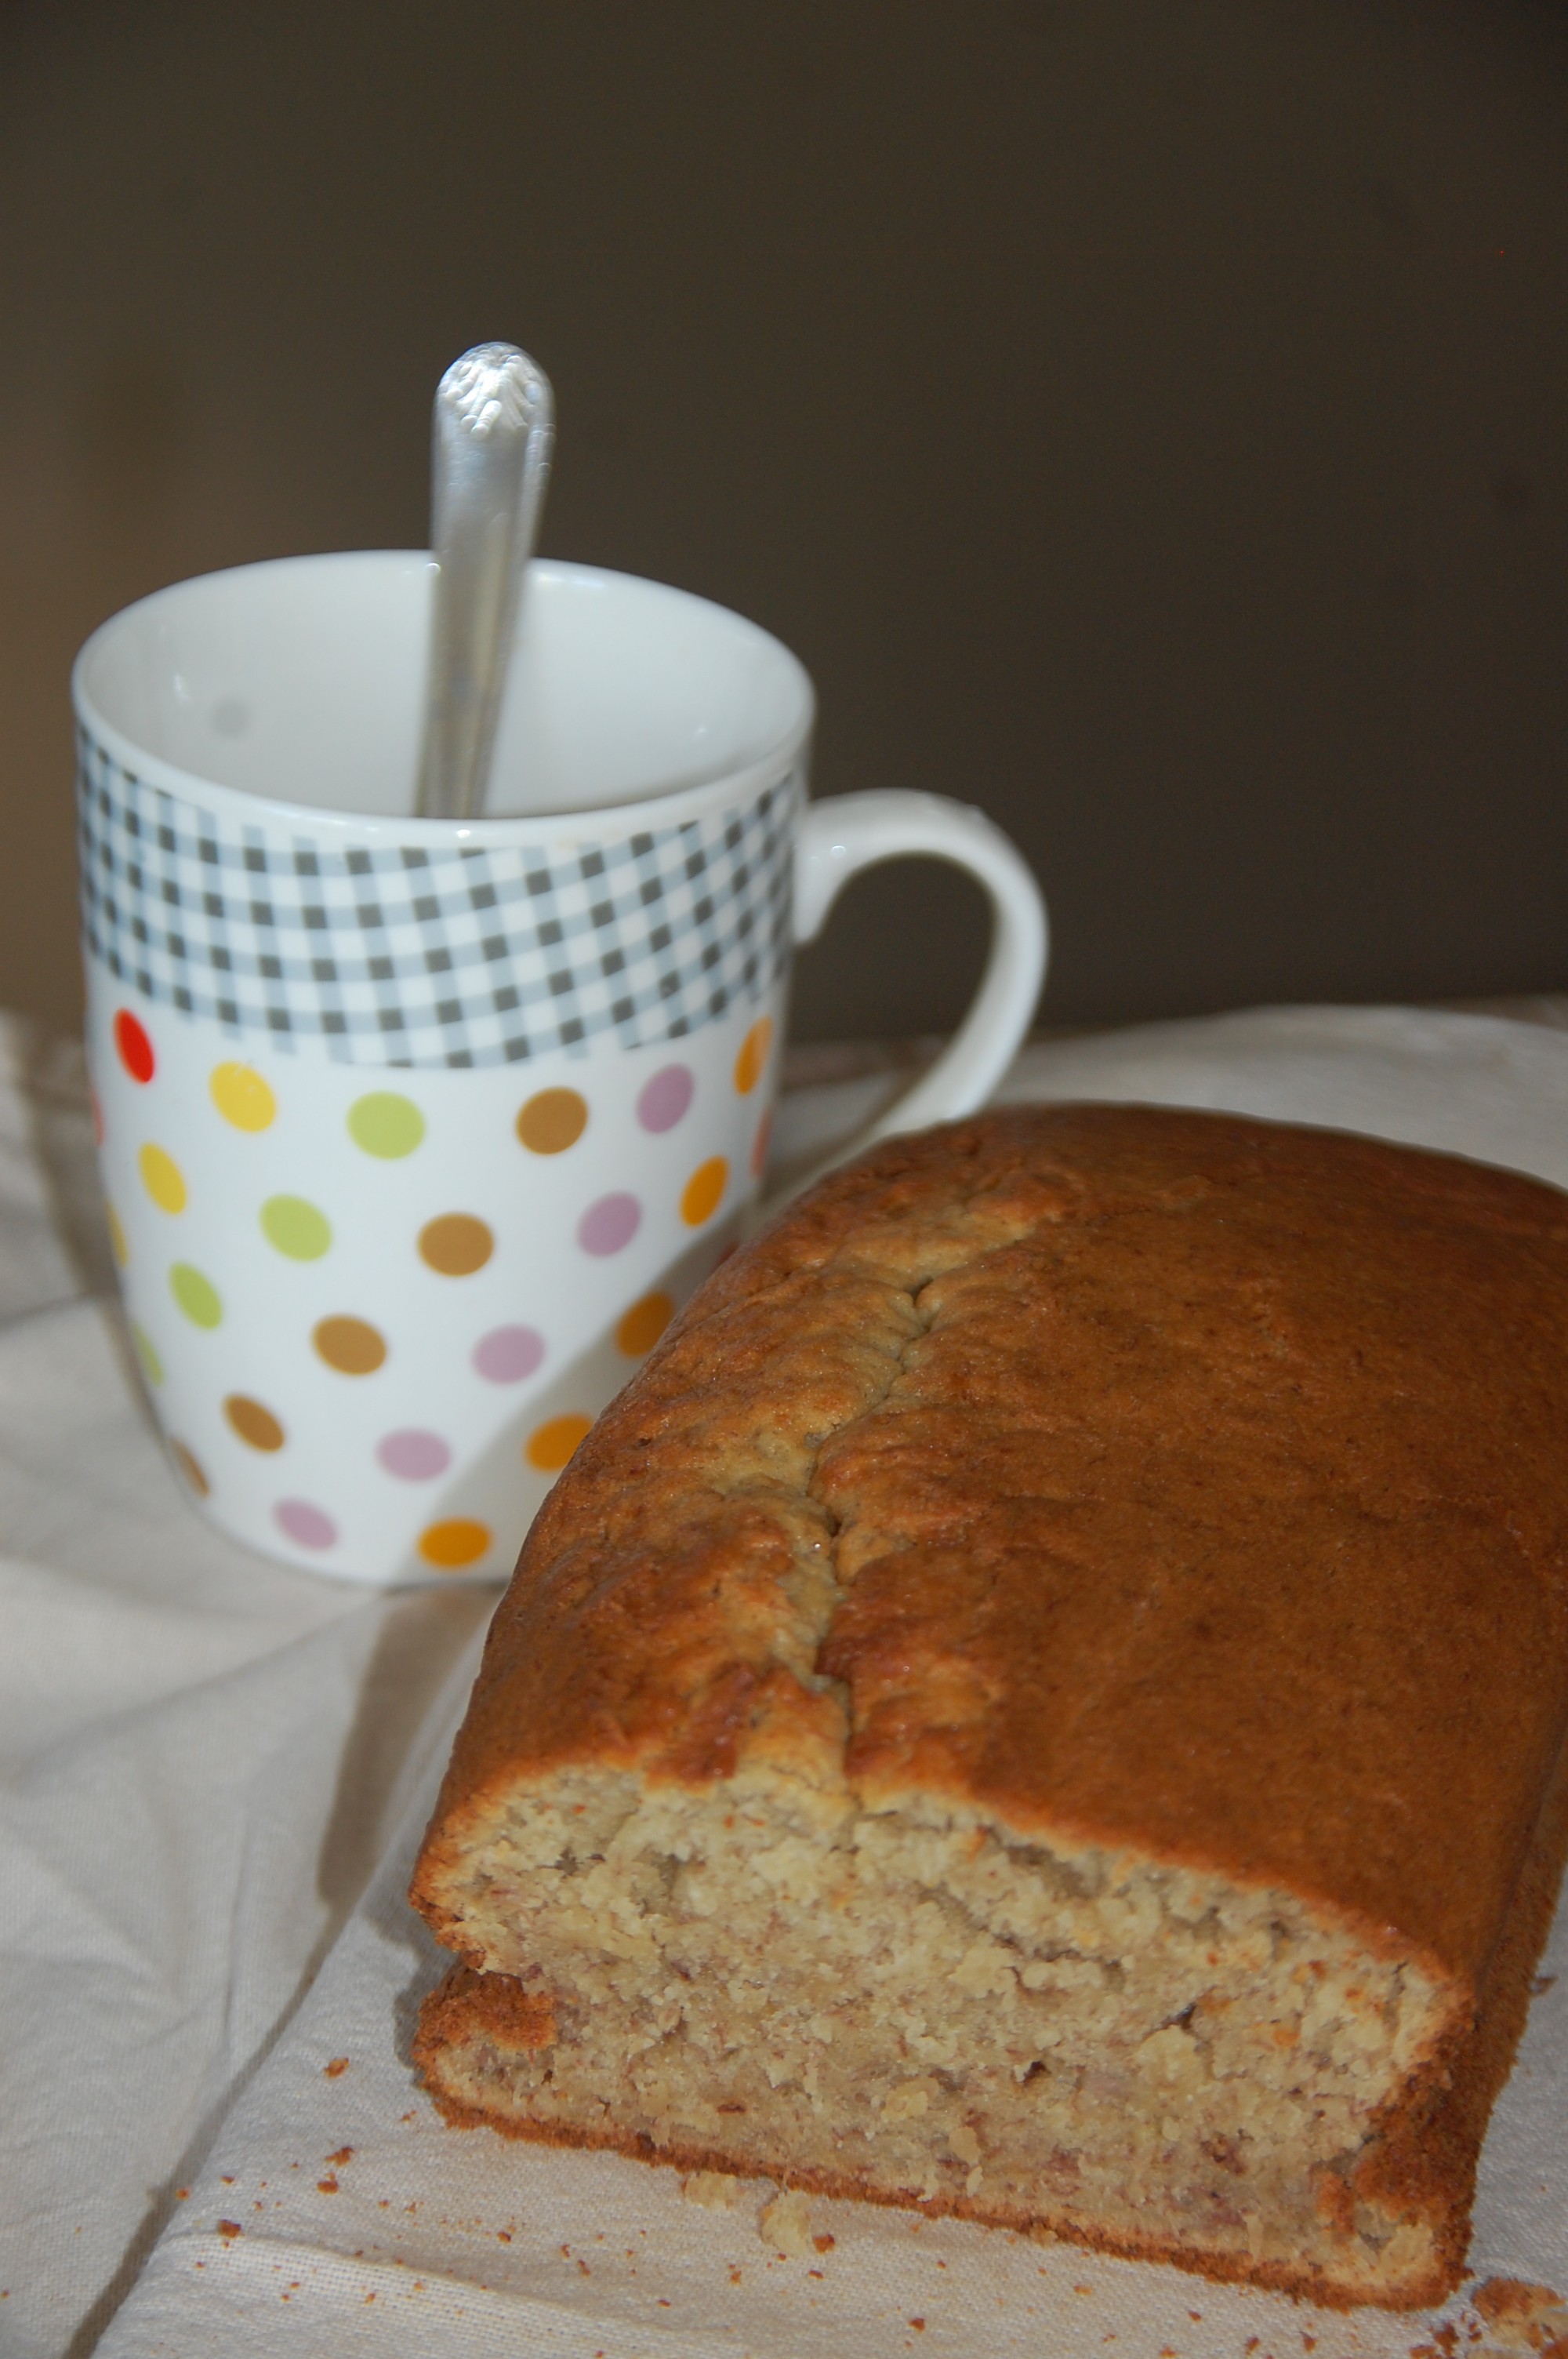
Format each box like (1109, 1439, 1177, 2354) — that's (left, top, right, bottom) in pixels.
(0, 1021, 494, 2359)
(10, 1004, 1568, 2357)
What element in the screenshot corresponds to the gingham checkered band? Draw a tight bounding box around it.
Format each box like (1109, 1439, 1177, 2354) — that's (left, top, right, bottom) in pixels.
(76, 729, 798, 1068)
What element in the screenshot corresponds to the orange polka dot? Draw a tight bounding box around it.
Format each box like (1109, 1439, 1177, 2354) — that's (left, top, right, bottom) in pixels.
(681, 1157, 728, 1227)
(313, 1315, 387, 1375)
(733, 1016, 772, 1096)
(517, 1088, 588, 1154)
(617, 1291, 674, 1357)
(170, 1440, 209, 1497)
(418, 1213, 494, 1276)
(224, 1394, 285, 1452)
(418, 1518, 492, 1570)
(526, 1412, 593, 1472)
(750, 1108, 773, 1180)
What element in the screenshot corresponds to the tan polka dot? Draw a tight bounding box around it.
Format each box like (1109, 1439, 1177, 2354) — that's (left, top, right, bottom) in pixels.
(734, 1015, 773, 1096)
(616, 1291, 675, 1358)
(224, 1394, 285, 1452)
(526, 1412, 593, 1472)
(170, 1440, 209, 1497)
(516, 1087, 589, 1155)
(418, 1518, 492, 1569)
(107, 1202, 129, 1268)
(418, 1213, 494, 1277)
(681, 1156, 728, 1227)
(313, 1315, 387, 1376)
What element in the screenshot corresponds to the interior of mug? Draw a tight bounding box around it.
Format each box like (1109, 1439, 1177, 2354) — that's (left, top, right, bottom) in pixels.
(75, 554, 813, 820)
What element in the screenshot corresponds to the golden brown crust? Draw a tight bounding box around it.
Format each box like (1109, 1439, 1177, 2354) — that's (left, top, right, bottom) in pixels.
(409, 1105, 1568, 2302)
(416, 1105, 1568, 1982)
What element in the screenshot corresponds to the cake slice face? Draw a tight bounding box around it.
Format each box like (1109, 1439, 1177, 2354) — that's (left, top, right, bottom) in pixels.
(416, 1753, 1457, 2305)
(412, 1105, 1568, 2309)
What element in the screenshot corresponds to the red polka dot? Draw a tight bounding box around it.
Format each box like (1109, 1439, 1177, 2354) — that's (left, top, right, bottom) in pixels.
(114, 1009, 155, 1085)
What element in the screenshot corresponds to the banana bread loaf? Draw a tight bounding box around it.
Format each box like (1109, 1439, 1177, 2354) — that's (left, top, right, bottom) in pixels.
(410, 1105, 1568, 2309)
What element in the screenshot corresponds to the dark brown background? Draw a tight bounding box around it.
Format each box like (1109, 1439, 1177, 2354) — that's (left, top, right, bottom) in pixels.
(2, 0, 1565, 1045)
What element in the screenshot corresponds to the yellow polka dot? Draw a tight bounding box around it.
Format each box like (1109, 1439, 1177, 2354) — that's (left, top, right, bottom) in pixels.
(418, 1518, 492, 1569)
(106, 1202, 129, 1267)
(526, 1412, 593, 1472)
(209, 1063, 276, 1132)
(733, 1015, 772, 1096)
(681, 1156, 728, 1227)
(139, 1143, 187, 1214)
(616, 1291, 674, 1357)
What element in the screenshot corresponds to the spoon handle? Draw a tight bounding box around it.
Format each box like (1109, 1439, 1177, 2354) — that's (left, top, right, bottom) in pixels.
(416, 343, 554, 821)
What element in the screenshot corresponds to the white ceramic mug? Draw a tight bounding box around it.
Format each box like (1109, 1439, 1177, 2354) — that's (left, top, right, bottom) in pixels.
(74, 554, 1047, 1583)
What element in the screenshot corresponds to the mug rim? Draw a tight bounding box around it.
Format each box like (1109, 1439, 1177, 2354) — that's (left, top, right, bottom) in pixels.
(72, 551, 817, 847)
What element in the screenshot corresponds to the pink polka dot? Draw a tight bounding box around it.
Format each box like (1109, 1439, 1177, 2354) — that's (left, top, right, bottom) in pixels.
(637, 1064, 694, 1133)
(578, 1193, 642, 1256)
(274, 1499, 337, 1550)
(376, 1429, 452, 1481)
(473, 1324, 546, 1383)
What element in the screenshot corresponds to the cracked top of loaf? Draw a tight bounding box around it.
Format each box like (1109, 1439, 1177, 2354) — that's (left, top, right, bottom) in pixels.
(413, 1103, 1568, 1996)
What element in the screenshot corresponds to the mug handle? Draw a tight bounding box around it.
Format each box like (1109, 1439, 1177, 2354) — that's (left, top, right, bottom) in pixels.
(789, 788, 1048, 1170)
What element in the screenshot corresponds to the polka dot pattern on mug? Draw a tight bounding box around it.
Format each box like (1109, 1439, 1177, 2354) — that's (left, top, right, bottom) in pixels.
(114, 1009, 154, 1085)
(170, 1440, 209, 1496)
(579, 1193, 641, 1256)
(681, 1158, 728, 1227)
(419, 1215, 493, 1276)
(314, 1315, 387, 1375)
(419, 1518, 491, 1570)
(262, 1195, 332, 1260)
(210, 1063, 276, 1132)
(637, 1065, 693, 1133)
(517, 1088, 587, 1154)
(474, 1325, 545, 1383)
(527, 1413, 593, 1472)
(734, 1016, 772, 1096)
(617, 1292, 673, 1356)
(348, 1092, 425, 1159)
(139, 1144, 187, 1214)
(106, 996, 780, 1578)
(276, 1499, 337, 1551)
(377, 1429, 451, 1481)
(170, 1263, 222, 1329)
(226, 1394, 285, 1452)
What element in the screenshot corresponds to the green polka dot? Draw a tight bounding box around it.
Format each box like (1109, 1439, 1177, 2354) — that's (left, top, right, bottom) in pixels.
(132, 1323, 164, 1386)
(169, 1263, 223, 1329)
(260, 1194, 332, 1260)
(347, 1092, 425, 1159)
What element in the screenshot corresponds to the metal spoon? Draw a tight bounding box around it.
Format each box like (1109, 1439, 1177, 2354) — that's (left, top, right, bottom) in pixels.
(415, 342, 554, 820)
